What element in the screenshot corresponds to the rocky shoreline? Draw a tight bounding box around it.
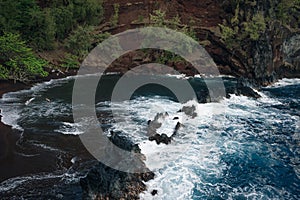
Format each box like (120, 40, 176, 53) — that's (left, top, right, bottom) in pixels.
(0, 0, 299, 199)
(81, 132, 155, 199)
(0, 70, 264, 199)
(0, 70, 78, 182)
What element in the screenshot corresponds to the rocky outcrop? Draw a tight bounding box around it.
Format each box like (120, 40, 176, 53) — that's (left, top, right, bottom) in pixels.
(101, 0, 300, 86)
(179, 105, 197, 118)
(225, 79, 261, 99)
(80, 162, 154, 199)
(280, 34, 300, 78)
(80, 132, 154, 199)
(147, 113, 182, 145)
(149, 133, 171, 145)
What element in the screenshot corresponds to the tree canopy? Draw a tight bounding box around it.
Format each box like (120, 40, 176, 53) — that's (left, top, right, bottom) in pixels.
(0, 32, 48, 82)
(0, 0, 105, 82)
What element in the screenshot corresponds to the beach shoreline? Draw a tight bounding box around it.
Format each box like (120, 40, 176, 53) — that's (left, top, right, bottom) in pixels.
(0, 70, 77, 182)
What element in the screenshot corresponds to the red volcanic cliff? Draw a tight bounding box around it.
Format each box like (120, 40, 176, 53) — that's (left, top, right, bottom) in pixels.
(99, 0, 300, 85)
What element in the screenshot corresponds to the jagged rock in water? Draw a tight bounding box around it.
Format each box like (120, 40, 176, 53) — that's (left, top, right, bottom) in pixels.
(225, 79, 261, 99)
(80, 131, 154, 199)
(149, 133, 172, 145)
(110, 131, 140, 152)
(236, 86, 261, 98)
(146, 112, 170, 136)
(178, 105, 197, 118)
(146, 120, 161, 136)
(151, 190, 158, 196)
(80, 162, 154, 199)
(172, 122, 182, 137)
(147, 112, 183, 145)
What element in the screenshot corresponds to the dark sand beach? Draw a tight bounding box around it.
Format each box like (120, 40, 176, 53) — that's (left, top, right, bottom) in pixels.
(0, 71, 78, 182)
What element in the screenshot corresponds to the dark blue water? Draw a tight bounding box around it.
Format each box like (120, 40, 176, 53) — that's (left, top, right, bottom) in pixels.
(191, 81, 300, 199)
(0, 76, 299, 199)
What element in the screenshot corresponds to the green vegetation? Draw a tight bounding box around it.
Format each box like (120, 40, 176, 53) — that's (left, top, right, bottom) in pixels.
(0, 64, 9, 80)
(275, 0, 300, 25)
(0, 0, 104, 50)
(0, 33, 48, 82)
(150, 10, 197, 40)
(244, 12, 266, 40)
(145, 9, 198, 64)
(219, 0, 300, 49)
(218, 24, 237, 49)
(138, 15, 145, 23)
(65, 25, 110, 61)
(0, 0, 106, 82)
(111, 3, 120, 27)
(61, 53, 80, 70)
(65, 26, 94, 59)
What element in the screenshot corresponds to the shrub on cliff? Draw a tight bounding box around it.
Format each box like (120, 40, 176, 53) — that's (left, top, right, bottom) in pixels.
(0, 33, 48, 83)
(244, 12, 266, 41)
(218, 0, 299, 50)
(65, 26, 94, 59)
(110, 3, 120, 27)
(219, 0, 299, 47)
(65, 26, 111, 60)
(143, 9, 198, 64)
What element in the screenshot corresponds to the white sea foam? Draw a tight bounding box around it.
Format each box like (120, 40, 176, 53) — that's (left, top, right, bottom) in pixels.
(25, 97, 35, 106)
(165, 74, 188, 79)
(0, 172, 64, 193)
(0, 79, 63, 130)
(138, 88, 299, 199)
(101, 96, 228, 199)
(30, 142, 62, 152)
(0, 75, 299, 199)
(55, 122, 84, 135)
(166, 73, 235, 80)
(267, 78, 300, 88)
(0, 73, 101, 129)
(0, 105, 23, 130)
(138, 99, 228, 199)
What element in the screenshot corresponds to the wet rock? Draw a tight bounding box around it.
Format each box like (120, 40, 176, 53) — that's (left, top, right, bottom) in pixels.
(151, 190, 158, 196)
(80, 162, 154, 199)
(172, 122, 182, 137)
(110, 131, 140, 152)
(146, 120, 161, 136)
(81, 131, 155, 199)
(236, 86, 261, 98)
(175, 122, 181, 131)
(140, 171, 155, 182)
(225, 79, 261, 99)
(154, 112, 168, 121)
(149, 133, 171, 145)
(179, 105, 197, 118)
(146, 112, 169, 136)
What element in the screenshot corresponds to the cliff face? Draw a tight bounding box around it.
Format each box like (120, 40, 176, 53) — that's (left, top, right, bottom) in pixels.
(102, 0, 300, 85)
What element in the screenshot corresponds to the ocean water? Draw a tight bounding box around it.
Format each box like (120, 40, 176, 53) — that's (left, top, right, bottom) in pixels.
(0, 75, 299, 199)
